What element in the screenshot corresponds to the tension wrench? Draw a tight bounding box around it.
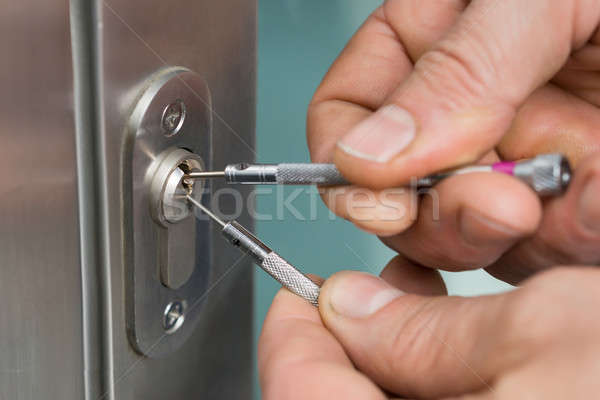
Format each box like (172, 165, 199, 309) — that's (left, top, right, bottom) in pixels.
(186, 195, 320, 306)
(186, 153, 572, 197)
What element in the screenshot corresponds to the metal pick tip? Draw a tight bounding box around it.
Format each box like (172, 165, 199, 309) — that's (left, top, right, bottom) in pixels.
(185, 171, 226, 179)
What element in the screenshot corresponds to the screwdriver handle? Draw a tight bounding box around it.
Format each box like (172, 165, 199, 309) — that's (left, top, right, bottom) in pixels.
(416, 154, 573, 196)
(512, 153, 572, 196)
(261, 252, 320, 306)
(275, 164, 348, 186)
(222, 220, 320, 306)
(223, 154, 572, 196)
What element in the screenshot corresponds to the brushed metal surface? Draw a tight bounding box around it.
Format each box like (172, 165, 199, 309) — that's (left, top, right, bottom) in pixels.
(0, 1, 85, 399)
(124, 70, 212, 356)
(0, 0, 255, 398)
(100, 0, 256, 398)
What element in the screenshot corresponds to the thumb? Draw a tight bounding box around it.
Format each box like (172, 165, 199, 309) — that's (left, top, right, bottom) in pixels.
(335, 0, 599, 188)
(319, 271, 521, 399)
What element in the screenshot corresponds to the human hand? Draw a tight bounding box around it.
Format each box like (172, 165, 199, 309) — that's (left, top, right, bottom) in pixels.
(259, 263, 600, 399)
(308, 0, 600, 283)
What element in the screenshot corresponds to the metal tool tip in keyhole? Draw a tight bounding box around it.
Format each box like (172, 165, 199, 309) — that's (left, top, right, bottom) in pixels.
(163, 300, 185, 334)
(161, 99, 186, 136)
(185, 171, 226, 179)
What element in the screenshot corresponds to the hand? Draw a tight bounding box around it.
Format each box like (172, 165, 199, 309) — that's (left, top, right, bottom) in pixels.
(308, 0, 600, 283)
(259, 263, 600, 399)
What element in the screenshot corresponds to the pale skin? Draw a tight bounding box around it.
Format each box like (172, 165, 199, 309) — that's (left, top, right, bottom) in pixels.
(259, 0, 600, 398)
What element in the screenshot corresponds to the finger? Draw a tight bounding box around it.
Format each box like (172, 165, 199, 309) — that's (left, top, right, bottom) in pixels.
(381, 172, 542, 271)
(498, 84, 600, 165)
(321, 156, 501, 239)
(386, 0, 470, 63)
(488, 344, 600, 399)
(488, 82, 600, 283)
(487, 153, 600, 284)
(309, 1, 468, 236)
(307, 5, 412, 163)
(320, 186, 417, 236)
(308, 0, 467, 162)
(317, 271, 545, 398)
(335, 0, 600, 188)
(552, 28, 600, 107)
(445, 343, 600, 399)
(259, 289, 386, 400)
(380, 255, 447, 296)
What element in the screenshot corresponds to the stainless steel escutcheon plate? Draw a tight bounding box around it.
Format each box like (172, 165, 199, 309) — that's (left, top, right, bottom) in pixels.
(123, 67, 213, 357)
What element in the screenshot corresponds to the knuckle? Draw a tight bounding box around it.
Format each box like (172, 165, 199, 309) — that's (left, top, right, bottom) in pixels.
(413, 41, 491, 109)
(388, 298, 446, 381)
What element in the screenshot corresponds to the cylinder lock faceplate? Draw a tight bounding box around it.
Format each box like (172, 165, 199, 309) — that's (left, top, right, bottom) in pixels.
(123, 67, 212, 357)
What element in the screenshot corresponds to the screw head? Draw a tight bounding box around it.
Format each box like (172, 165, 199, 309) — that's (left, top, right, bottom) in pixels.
(161, 99, 186, 136)
(163, 300, 186, 334)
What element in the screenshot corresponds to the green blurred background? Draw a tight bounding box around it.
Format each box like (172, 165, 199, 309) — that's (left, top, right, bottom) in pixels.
(254, 1, 512, 398)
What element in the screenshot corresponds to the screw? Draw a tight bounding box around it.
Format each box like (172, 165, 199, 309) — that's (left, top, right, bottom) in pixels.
(161, 99, 186, 136)
(163, 300, 185, 334)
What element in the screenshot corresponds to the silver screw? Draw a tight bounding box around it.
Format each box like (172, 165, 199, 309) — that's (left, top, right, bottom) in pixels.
(161, 99, 186, 136)
(163, 300, 185, 334)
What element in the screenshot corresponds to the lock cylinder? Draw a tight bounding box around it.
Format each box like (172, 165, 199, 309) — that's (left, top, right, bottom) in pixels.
(146, 147, 206, 291)
(148, 148, 205, 226)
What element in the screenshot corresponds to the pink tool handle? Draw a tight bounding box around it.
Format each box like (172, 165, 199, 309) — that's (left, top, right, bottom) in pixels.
(492, 161, 516, 176)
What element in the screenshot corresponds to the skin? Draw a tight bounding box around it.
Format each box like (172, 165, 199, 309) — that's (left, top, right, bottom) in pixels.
(260, 0, 600, 398)
(260, 264, 600, 399)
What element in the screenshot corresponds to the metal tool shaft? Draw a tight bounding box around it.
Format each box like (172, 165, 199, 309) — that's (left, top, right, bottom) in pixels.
(187, 154, 572, 196)
(187, 163, 345, 185)
(187, 196, 320, 306)
(222, 221, 320, 306)
(187, 171, 225, 179)
(187, 196, 226, 227)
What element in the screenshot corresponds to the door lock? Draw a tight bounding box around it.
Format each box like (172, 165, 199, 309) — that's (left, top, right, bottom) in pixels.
(123, 67, 213, 357)
(148, 148, 205, 289)
(148, 147, 204, 226)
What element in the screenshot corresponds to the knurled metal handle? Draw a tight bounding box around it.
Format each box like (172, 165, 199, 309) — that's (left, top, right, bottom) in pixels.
(261, 252, 321, 306)
(276, 164, 348, 186)
(513, 154, 572, 196)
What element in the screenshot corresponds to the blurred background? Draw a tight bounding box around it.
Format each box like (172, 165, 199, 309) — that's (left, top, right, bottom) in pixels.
(254, 1, 512, 398)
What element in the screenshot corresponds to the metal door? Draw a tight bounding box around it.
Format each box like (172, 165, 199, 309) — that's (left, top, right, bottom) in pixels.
(0, 1, 255, 398)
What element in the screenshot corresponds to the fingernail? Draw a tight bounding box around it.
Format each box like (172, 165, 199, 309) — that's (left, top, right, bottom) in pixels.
(578, 176, 600, 234)
(459, 208, 522, 246)
(337, 105, 416, 163)
(329, 272, 403, 318)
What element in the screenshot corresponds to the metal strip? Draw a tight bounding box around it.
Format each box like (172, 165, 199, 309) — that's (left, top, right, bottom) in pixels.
(70, 0, 115, 398)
